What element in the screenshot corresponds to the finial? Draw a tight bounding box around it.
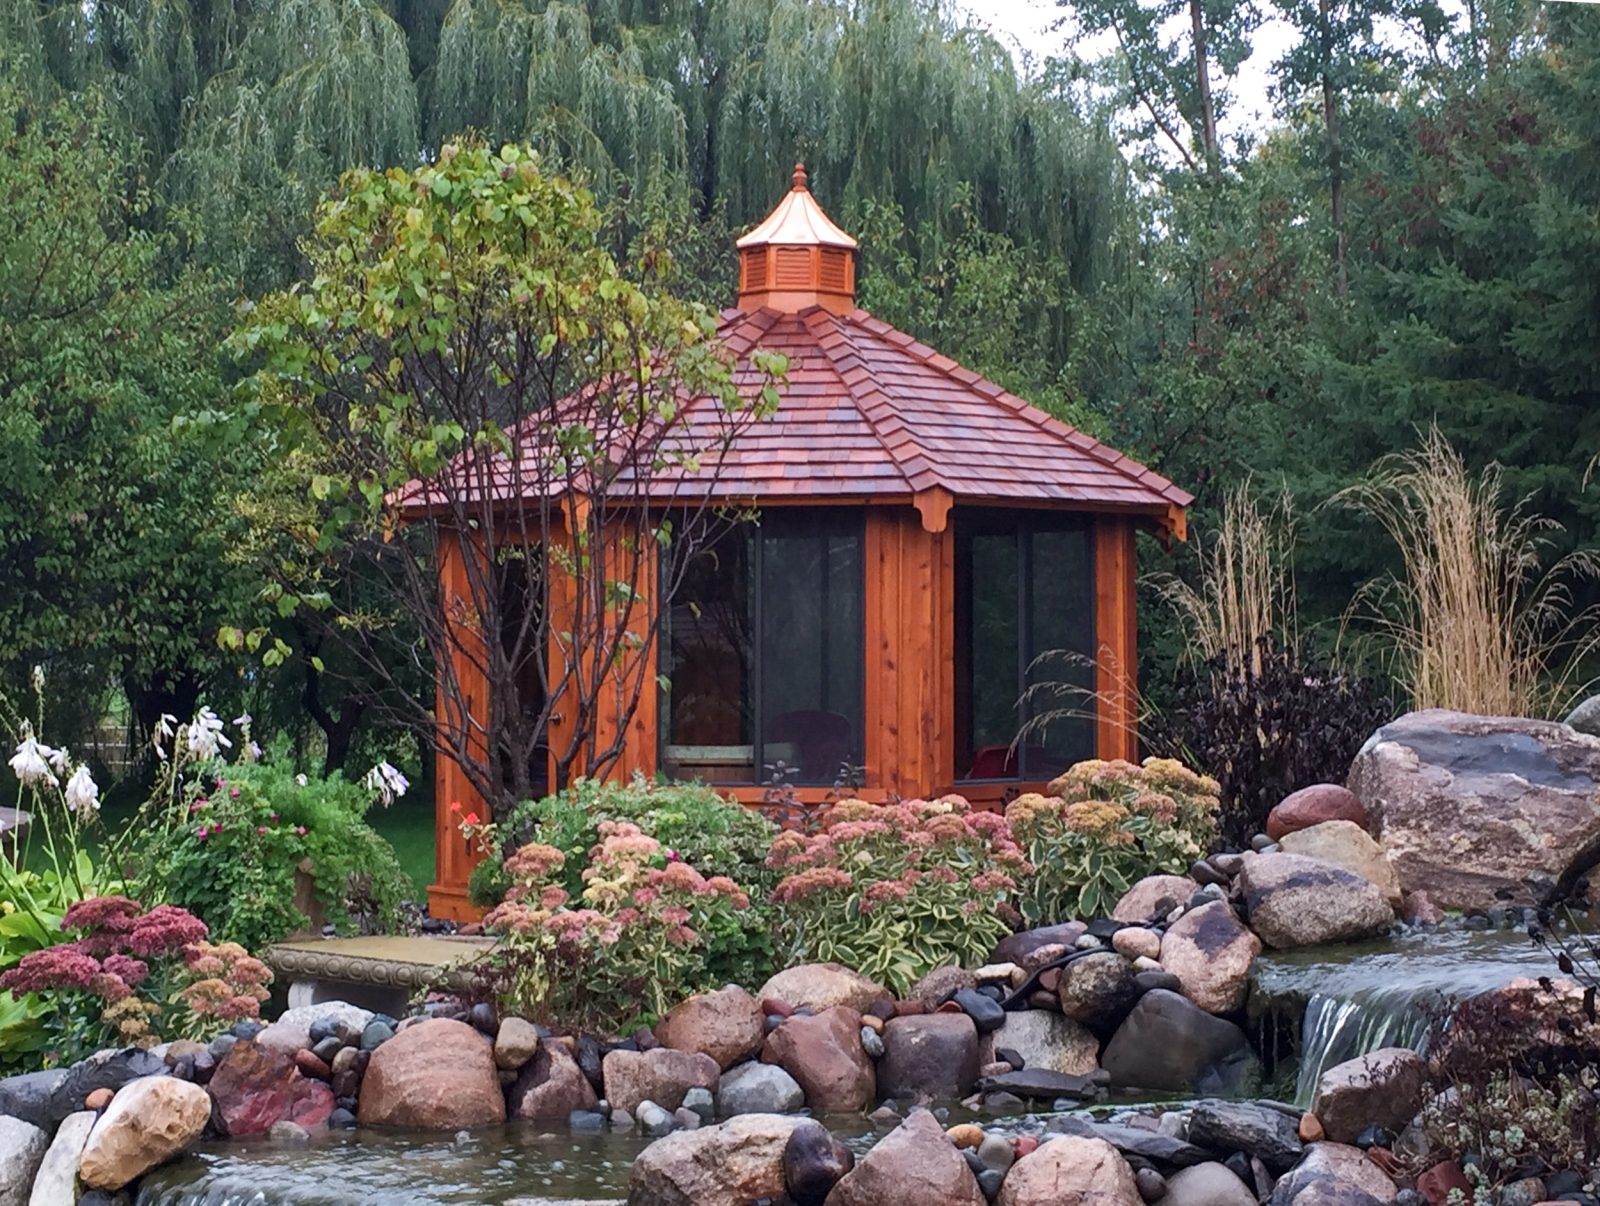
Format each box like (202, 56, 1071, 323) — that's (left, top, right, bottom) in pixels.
(792, 162, 808, 190)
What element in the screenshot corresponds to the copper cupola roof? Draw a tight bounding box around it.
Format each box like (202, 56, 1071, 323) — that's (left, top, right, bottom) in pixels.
(736, 163, 858, 315)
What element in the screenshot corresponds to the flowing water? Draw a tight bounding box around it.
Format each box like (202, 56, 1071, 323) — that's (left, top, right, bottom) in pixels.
(1251, 926, 1556, 1105)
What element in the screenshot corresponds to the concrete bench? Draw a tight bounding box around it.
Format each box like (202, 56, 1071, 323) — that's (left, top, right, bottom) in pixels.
(264, 934, 498, 1017)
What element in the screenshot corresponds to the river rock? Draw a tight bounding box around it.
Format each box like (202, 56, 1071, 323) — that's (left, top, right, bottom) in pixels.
(1311, 1049, 1426, 1145)
(758, 964, 888, 1014)
(78, 1076, 210, 1191)
(508, 1039, 598, 1120)
(825, 1109, 985, 1206)
(0, 1070, 66, 1131)
(716, 1061, 804, 1115)
(1059, 952, 1142, 1030)
(1114, 877, 1201, 924)
(25, 1108, 95, 1206)
(602, 1048, 720, 1116)
(1103, 992, 1255, 1094)
(47, 1050, 163, 1127)
(1053, 1119, 1212, 1169)
(1163, 1161, 1258, 1206)
(762, 1007, 875, 1113)
(980, 1009, 1099, 1076)
(785, 1120, 855, 1206)
(1113, 927, 1163, 961)
(1272, 1142, 1399, 1206)
(1348, 710, 1600, 909)
(1238, 853, 1393, 949)
(357, 1018, 504, 1130)
(209, 1040, 335, 1136)
(992, 923, 1088, 965)
(0, 1115, 47, 1206)
(653, 986, 764, 1071)
(1159, 901, 1261, 1014)
(1188, 1101, 1303, 1173)
(1279, 821, 1403, 907)
(626, 1113, 809, 1206)
(877, 1013, 979, 1102)
(998, 1134, 1142, 1206)
(1268, 786, 1368, 842)
(907, 966, 978, 1009)
(255, 1002, 373, 1056)
(494, 1017, 542, 1071)
(1565, 694, 1600, 738)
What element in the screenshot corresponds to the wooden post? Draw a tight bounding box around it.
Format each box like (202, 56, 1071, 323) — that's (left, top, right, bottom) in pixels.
(1094, 517, 1139, 763)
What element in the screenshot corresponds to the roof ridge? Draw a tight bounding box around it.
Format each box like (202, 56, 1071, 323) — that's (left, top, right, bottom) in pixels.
(843, 309, 1194, 509)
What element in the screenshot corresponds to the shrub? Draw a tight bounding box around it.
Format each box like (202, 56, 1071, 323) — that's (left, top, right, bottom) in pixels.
(1008, 757, 1221, 922)
(1144, 639, 1392, 847)
(479, 822, 757, 1032)
(766, 796, 1026, 995)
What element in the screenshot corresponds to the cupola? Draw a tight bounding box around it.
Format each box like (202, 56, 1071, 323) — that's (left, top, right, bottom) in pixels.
(736, 163, 858, 314)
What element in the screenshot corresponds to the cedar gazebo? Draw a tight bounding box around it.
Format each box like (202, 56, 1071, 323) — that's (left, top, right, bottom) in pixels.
(428, 166, 1190, 919)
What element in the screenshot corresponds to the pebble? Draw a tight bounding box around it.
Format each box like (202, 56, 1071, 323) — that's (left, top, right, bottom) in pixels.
(973, 963, 1021, 984)
(947, 1123, 986, 1148)
(1299, 1113, 1324, 1142)
(360, 1020, 395, 1051)
(85, 1087, 114, 1110)
(977, 1168, 1005, 1201)
(1073, 934, 1104, 950)
(1355, 1124, 1394, 1149)
(1135, 1167, 1168, 1202)
(859, 1027, 885, 1059)
(468, 1002, 499, 1035)
(1014, 1134, 1038, 1158)
(1211, 852, 1244, 877)
(308, 1017, 341, 1045)
(311, 1035, 344, 1064)
(1250, 834, 1275, 852)
(209, 1034, 238, 1060)
(977, 1133, 1014, 1173)
(951, 989, 1005, 1033)
(568, 1110, 605, 1132)
(637, 1101, 675, 1138)
(672, 1106, 701, 1131)
(269, 1121, 310, 1146)
(985, 1091, 1026, 1113)
(610, 1109, 634, 1131)
(328, 1108, 357, 1129)
(980, 1061, 1014, 1078)
(682, 1087, 715, 1124)
(868, 1105, 901, 1128)
(963, 1149, 987, 1175)
(1157, 1111, 1188, 1139)
(859, 1014, 884, 1033)
(231, 1020, 264, 1040)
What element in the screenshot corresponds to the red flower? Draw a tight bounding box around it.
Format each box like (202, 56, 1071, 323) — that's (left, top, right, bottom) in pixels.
(126, 905, 208, 957)
(0, 944, 102, 993)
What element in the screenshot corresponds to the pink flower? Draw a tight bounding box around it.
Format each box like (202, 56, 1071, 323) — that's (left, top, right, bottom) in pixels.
(60, 896, 142, 935)
(294, 826, 307, 836)
(257, 826, 268, 835)
(126, 905, 208, 957)
(196, 827, 209, 841)
(102, 954, 149, 988)
(0, 944, 102, 993)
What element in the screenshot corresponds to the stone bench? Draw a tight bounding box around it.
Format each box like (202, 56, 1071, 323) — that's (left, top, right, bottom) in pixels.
(264, 935, 498, 1017)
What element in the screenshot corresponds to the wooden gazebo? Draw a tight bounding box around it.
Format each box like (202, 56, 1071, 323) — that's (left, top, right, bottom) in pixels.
(427, 166, 1190, 919)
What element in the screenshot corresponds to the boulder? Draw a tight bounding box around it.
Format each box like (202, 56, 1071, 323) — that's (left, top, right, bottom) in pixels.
(654, 986, 765, 1071)
(626, 1113, 809, 1206)
(717, 1061, 804, 1115)
(977, 1068, 1097, 1102)
(1268, 786, 1368, 842)
(209, 1040, 335, 1136)
(46, 1050, 163, 1127)
(1279, 822, 1403, 907)
(1271, 1143, 1399, 1206)
(0, 1116, 47, 1206)
(1163, 1162, 1258, 1206)
(1159, 901, 1261, 1014)
(877, 1013, 979, 1102)
(1112, 927, 1163, 962)
(992, 923, 1088, 965)
(0, 1070, 66, 1131)
(1059, 952, 1142, 1030)
(1102, 991, 1256, 1094)
(762, 1007, 875, 1113)
(980, 1009, 1099, 1076)
(1187, 1101, 1303, 1174)
(1114, 877, 1201, 924)
(1311, 1049, 1426, 1145)
(1565, 694, 1600, 739)
(1347, 710, 1600, 909)
(758, 964, 888, 1014)
(603, 1048, 720, 1116)
(494, 1017, 542, 1071)
(997, 1134, 1143, 1206)
(255, 1002, 373, 1056)
(906, 966, 977, 1009)
(825, 1109, 985, 1206)
(25, 1109, 95, 1206)
(1238, 854, 1393, 949)
(785, 1121, 855, 1206)
(78, 1076, 210, 1191)
(1050, 1118, 1212, 1170)
(508, 1039, 598, 1120)
(357, 1018, 504, 1130)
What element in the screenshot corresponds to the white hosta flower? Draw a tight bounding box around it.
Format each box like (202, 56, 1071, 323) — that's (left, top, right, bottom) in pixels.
(9, 732, 59, 788)
(29, 664, 44, 693)
(47, 745, 69, 776)
(241, 740, 262, 764)
(186, 706, 233, 762)
(295, 773, 308, 787)
(64, 765, 100, 818)
(151, 713, 179, 761)
(364, 761, 410, 807)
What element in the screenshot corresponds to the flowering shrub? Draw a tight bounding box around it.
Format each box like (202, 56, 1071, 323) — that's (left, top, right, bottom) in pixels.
(1007, 757, 1221, 922)
(0, 895, 268, 1061)
(480, 822, 756, 1033)
(766, 796, 1027, 995)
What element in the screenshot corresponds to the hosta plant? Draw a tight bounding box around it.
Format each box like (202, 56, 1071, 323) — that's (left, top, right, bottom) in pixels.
(766, 796, 1027, 996)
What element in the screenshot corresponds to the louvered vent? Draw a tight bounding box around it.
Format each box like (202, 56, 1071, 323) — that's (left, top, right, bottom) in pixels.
(741, 248, 768, 291)
(819, 249, 850, 294)
(774, 247, 813, 288)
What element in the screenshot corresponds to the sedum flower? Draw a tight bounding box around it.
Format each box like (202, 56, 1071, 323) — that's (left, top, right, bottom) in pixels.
(9, 730, 59, 788)
(64, 765, 100, 819)
(364, 761, 410, 807)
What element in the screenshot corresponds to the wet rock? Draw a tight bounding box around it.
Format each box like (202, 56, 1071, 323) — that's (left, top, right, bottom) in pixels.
(637, 1101, 677, 1138)
(992, 923, 1088, 965)
(1163, 1162, 1257, 1206)
(1159, 901, 1261, 1014)
(1050, 1116, 1212, 1171)
(79, 1075, 210, 1191)
(209, 1041, 335, 1136)
(717, 1061, 804, 1115)
(626, 1113, 810, 1206)
(951, 989, 1006, 1033)
(979, 1010, 1099, 1077)
(877, 1013, 979, 1102)
(255, 1002, 373, 1057)
(908, 966, 978, 1009)
(25, 1108, 95, 1206)
(761, 1007, 875, 1113)
(1137, 1167, 1169, 1202)
(602, 1047, 720, 1116)
(576, 1036, 605, 1094)
(494, 1017, 542, 1071)
(357, 1018, 504, 1130)
(758, 964, 888, 1014)
(1102, 992, 1256, 1094)
(1188, 1101, 1303, 1174)
(1312, 1049, 1426, 1145)
(1059, 952, 1142, 1030)
(826, 1109, 985, 1206)
(998, 1135, 1142, 1206)
(1115, 877, 1201, 924)
(859, 1026, 884, 1059)
(1271, 1142, 1398, 1206)
(653, 986, 765, 1071)
(1279, 821, 1403, 907)
(1348, 710, 1600, 910)
(1268, 786, 1368, 842)
(976, 1068, 1096, 1102)
(269, 1120, 311, 1146)
(0, 1115, 46, 1206)
(978, 1133, 1014, 1174)
(1238, 853, 1393, 949)
(784, 1120, 854, 1206)
(509, 1039, 599, 1121)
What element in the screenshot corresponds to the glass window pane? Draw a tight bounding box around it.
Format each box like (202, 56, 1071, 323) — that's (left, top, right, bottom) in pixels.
(956, 525, 1021, 779)
(1026, 524, 1096, 780)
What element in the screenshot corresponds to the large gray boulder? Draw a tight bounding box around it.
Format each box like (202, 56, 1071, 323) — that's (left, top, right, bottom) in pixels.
(1348, 709, 1600, 909)
(1101, 991, 1256, 1094)
(1564, 694, 1600, 739)
(0, 1115, 47, 1206)
(1237, 854, 1393, 949)
(627, 1114, 809, 1206)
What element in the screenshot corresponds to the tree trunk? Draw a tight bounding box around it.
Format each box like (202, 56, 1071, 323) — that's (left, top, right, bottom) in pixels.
(1190, 0, 1219, 171)
(1320, 0, 1348, 296)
